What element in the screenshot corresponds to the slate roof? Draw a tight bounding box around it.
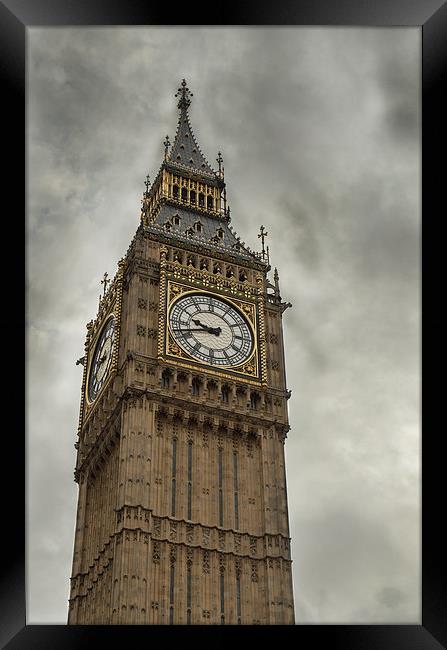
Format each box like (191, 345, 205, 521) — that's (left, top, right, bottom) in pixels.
(145, 203, 265, 266)
(167, 108, 215, 177)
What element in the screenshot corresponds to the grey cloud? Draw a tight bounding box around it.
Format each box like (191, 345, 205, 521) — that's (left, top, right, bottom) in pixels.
(27, 27, 420, 624)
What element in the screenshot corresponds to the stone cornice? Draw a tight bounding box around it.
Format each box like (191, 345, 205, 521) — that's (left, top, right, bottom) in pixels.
(120, 385, 290, 434)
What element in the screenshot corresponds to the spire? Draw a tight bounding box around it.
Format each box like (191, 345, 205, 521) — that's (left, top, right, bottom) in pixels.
(167, 79, 215, 176)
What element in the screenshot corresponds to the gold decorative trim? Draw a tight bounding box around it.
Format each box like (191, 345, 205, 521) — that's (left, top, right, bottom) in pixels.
(112, 259, 125, 374)
(256, 274, 268, 386)
(84, 312, 116, 408)
(161, 279, 262, 381)
(77, 322, 92, 436)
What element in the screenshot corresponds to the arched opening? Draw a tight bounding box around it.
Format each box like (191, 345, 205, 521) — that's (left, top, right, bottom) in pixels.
(198, 193, 205, 207)
(250, 392, 260, 410)
(192, 377, 201, 397)
(173, 185, 179, 200)
(181, 187, 188, 202)
(207, 195, 214, 210)
(221, 385, 230, 404)
(162, 369, 172, 389)
(190, 190, 196, 204)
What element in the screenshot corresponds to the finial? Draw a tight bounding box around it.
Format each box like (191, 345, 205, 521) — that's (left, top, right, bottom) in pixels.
(144, 174, 150, 194)
(216, 151, 224, 178)
(274, 267, 280, 299)
(175, 79, 193, 110)
(258, 225, 268, 258)
(101, 271, 110, 296)
(163, 135, 171, 160)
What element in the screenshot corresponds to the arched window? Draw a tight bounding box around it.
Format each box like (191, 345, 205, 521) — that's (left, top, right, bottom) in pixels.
(173, 214, 180, 226)
(192, 378, 201, 397)
(207, 379, 217, 399)
(221, 385, 230, 404)
(250, 392, 260, 410)
(190, 190, 196, 204)
(162, 369, 172, 388)
(173, 185, 179, 200)
(181, 187, 187, 202)
(194, 221, 203, 233)
(198, 193, 205, 207)
(207, 195, 214, 210)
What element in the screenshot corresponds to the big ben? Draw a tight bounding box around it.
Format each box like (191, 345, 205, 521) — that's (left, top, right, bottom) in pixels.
(68, 80, 295, 625)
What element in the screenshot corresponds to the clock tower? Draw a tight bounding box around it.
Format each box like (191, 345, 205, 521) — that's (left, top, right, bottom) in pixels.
(68, 80, 295, 625)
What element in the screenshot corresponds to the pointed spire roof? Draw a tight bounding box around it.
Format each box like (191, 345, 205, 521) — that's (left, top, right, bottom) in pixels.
(166, 79, 215, 176)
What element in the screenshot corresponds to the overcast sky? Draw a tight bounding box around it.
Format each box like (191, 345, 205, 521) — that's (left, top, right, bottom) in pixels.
(27, 27, 420, 624)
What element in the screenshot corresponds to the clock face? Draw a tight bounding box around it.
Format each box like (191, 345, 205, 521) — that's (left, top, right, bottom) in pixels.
(88, 316, 115, 402)
(168, 292, 254, 368)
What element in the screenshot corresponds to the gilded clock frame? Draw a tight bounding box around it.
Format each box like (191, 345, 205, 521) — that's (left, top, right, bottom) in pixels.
(85, 313, 116, 407)
(167, 284, 257, 366)
(160, 278, 264, 383)
(79, 260, 125, 429)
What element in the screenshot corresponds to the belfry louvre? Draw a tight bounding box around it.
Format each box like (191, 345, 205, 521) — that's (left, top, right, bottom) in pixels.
(68, 81, 295, 625)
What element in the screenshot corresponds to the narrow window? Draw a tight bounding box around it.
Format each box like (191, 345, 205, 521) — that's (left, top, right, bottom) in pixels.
(221, 385, 229, 404)
(162, 370, 171, 388)
(190, 190, 196, 204)
(173, 184, 179, 199)
(250, 392, 259, 410)
(186, 566, 192, 624)
(220, 572, 225, 623)
(171, 438, 177, 517)
(236, 574, 241, 623)
(181, 187, 187, 202)
(207, 195, 214, 210)
(187, 441, 193, 520)
(169, 564, 175, 624)
(218, 447, 223, 527)
(233, 451, 239, 530)
(192, 378, 200, 397)
(198, 192, 205, 207)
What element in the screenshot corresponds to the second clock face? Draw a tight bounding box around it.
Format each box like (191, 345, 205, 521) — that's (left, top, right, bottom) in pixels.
(168, 292, 254, 368)
(88, 316, 115, 402)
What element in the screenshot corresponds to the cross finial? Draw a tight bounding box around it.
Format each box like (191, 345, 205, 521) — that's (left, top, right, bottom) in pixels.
(163, 134, 171, 160)
(258, 225, 268, 257)
(175, 79, 193, 110)
(144, 174, 150, 194)
(101, 271, 110, 296)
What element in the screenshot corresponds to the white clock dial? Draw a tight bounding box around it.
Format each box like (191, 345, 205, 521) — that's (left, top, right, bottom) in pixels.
(169, 293, 254, 368)
(88, 316, 115, 402)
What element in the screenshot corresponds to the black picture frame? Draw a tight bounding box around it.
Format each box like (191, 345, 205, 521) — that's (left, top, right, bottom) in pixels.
(5, 1, 445, 647)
